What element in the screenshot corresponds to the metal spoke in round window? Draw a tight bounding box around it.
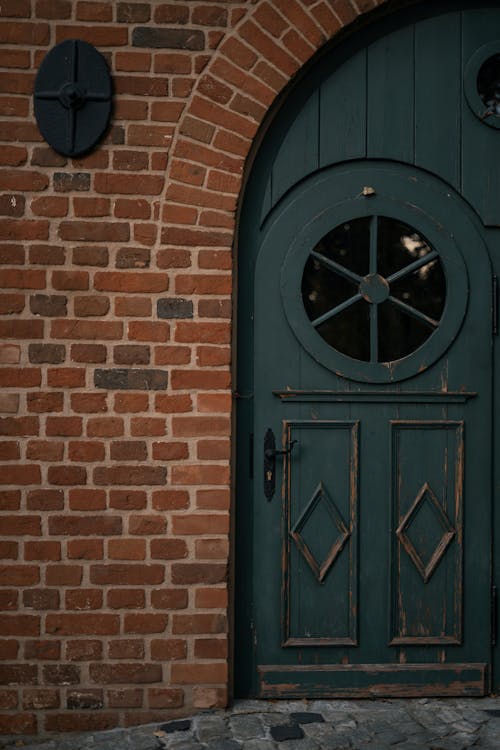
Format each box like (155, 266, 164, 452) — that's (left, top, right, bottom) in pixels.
(301, 216, 446, 364)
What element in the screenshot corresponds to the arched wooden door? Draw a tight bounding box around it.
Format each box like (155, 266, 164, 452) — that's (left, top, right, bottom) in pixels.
(236, 1, 498, 698)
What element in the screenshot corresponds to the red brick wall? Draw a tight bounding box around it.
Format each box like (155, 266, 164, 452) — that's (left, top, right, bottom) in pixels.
(0, 0, 385, 735)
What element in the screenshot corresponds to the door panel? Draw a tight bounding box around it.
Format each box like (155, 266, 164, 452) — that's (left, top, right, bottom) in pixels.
(248, 162, 492, 697)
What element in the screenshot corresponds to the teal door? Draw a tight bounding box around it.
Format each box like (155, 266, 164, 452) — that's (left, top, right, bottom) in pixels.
(236, 1, 499, 698)
(242, 161, 492, 697)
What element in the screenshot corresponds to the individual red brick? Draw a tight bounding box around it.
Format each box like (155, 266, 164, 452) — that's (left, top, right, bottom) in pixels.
(73, 245, 108, 266)
(0, 565, 39, 587)
(195, 587, 228, 609)
(123, 614, 168, 634)
(0, 344, 21, 364)
(65, 589, 103, 610)
(24, 541, 61, 561)
(59, 221, 129, 243)
(0, 589, 17, 608)
(95, 173, 164, 195)
(154, 345, 191, 366)
(71, 344, 107, 363)
(95, 272, 168, 293)
(172, 416, 229, 437)
(24, 640, 61, 660)
(71, 393, 107, 413)
(198, 393, 231, 412)
(76, 1, 112, 21)
(107, 687, 143, 708)
(45, 565, 83, 586)
(0, 393, 19, 412)
(22, 588, 59, 610)
(26, 489, 64, 511)
(47, 368, 86, 387)
(22, 687, 60, 710)
(0, 268, 45, 288)
(108, 539, 146, 561)
(150, 589, 187, 610)
(152, 442, 189, 461)
(199, 250, 232, 270)
(46, 416, 83, 436)
(171, 563, 226, 585)
(157, 248, 191, 269)
(115, 51, 151, 72)
(91, 564, 164, 586)
(94, 466, 167, 486)
(175, 274, 231, 296)
(51, 320, 123, 340)
(114, 199, 151, 219)
(196, 345, 230, 367)
(48, 516, 121, 536)
(89, 663, 162, 684)
(47, 466, 87, 486)
(130, 418, 166, 437)
(108, 491, 146, 512)
(67, 539, 103, 560)
(87, 417, 124, 437)
(0, 515, 41, 535)
(0, 490, 20, 510)
(171, 370, 230, 390)
(0, 687, 18, 708)
(194, 637, 228, 659)
(0, 465, 41, 485)
(148, 687, 185, 708)
(115, 296, 152, 317)
(108, 639, 144, 660)
(0, 144, 27, 164)
(172, 514, 229, 535)
(27, 392, 63, 413)
(171, 662, 227, 684)
(30, 196, 68, 217)
(35, 0, 72, 19)
(68, 441, 106, 462)
(73, 197, 110, 217)
(0, 714, 36, 734)
(0, 542, 18, 559)
(0, 441, 19, 460)
(68, 488, 105, 514)
(150, 539, 187, 560)
(107, 589, 145, 610)
(0, 615, 40, 636)
(198, 299, 231, 318)
(46, 613, 119, 635)
(152, 490, 188, 511)
(66, 639, 102, 661)
(74, 294, 110, 317)
(112, 150, 149, 171)
(55, 24, 128, 46)
(128, 321, 170, 343)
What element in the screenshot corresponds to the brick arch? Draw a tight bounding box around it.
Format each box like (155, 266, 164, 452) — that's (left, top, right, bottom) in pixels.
(161, 0, 389, 254)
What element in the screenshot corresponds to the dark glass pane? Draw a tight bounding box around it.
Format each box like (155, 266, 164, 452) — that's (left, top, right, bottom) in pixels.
(378, 300, 430, 362)
(477, 54, 500, 116)
(316, 300, 370, 361)
(390, 259, 446, 321)
(312, 217, 370, 276)
(377, 217, 433, 278)
(302, 256, 358, 322)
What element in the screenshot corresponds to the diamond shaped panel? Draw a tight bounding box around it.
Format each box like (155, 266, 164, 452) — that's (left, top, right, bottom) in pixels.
(397, 482, 455, 583)
(291, 481, 351, 583)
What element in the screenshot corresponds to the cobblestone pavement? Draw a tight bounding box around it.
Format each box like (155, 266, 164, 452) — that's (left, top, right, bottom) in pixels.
(1, 698, 500, 750)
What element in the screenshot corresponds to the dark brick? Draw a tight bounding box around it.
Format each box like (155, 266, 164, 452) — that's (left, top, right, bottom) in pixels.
(117, 2, 150, 23)
(54, 173, 90, 192)
(290, 713, 324, 725)
(29, 344, 66, 364)
(94, 369, 167, 390)
(270, 725, 304, 742)
(116, 247, 150, 269)
(43, 665, 80, 685)
(113, 346, 150, 365)
(132, 27, 204, 50)
(0, 194, 24, 216)
(109, 126, 125, 145)
(157, 298, 193, 319)
(30, 294, 67, 317)
(31, 148, 67, 167)
(23, 588, 60, 610)
(160, 719, 191, 733)
(73, 246, 109, 266)
(67, 690, 103, 710)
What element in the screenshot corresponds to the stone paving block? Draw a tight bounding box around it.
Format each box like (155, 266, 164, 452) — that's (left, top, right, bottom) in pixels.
(269, 725, 304, 742)
(195, 716, 231, 743)
(276, 739, 319, 750)
(229, 715, 265, 740)
(206, 740, 242, 750)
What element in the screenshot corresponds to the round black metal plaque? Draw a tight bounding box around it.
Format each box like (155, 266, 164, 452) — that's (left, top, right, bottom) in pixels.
(34, 39, 112, 157)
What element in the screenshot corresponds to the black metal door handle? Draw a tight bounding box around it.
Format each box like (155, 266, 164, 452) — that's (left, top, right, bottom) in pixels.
(264, 429, 298, 500)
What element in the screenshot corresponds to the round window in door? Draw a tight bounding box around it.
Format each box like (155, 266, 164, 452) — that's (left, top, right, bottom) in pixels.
(281, 190, 469, 383)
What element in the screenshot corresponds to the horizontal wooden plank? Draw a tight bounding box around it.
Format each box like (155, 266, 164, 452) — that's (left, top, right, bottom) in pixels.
(259, 663, 487, 698)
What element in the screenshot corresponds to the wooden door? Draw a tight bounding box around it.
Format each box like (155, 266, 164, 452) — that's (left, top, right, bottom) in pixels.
(235, 1, 498, 698)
